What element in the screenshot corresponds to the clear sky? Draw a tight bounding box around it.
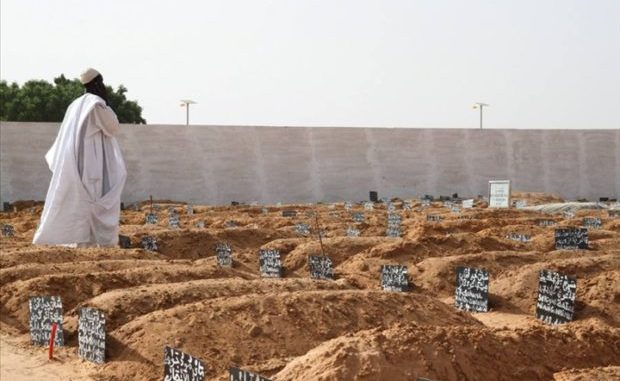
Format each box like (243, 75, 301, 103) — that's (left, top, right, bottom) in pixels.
(1, 0, 619, 128)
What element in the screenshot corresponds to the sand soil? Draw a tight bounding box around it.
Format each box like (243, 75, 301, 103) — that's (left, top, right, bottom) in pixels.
(1, 192, 618, 380)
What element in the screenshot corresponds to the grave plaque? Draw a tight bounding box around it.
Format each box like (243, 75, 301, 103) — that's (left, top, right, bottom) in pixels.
(186, 205, 194, 215)
(229, 367, 272, 381)
(364, 201, 374, 211)
(386, 213, 401, 238)
(118, 235, 131, 249)
(369, 191, 378, 202)
(78, 307, 106, 364)
(195, 220, 205, 229)
(29, 296, 64, 346)
(608, 209, 620, 218)
(261, 207, 269, 214)
(346, 226, 360, 237)
(168, 212, 180, 229)
(308, 255, 334, 280)
(462, 199, 474, 209)
(454, 267, 489, 312)
(164, 346, 205, 381)
(426, 214, 443, 222)
(215, 243, 232, 267)
(450, 205, 461, 214)
(555, 228, 588, 250)
(295, 223, 310, 236)
(259, 249, 282, 278)
(505, 233, 531, 243)
(488, 180, 511, 208)
(421, 199, 431, 208)
(352, 212, 365, 223)
(141, 236, 158, 251)
(344, 201, 353, 210)
(381, 265, 409, 292)
(536, 270, 576, 324)
(582, 217, 602, 229)
(538, 219, 556, 227)
(145, 213, 158, 225)
(2, 224, 15, 237)
(329, 211, 340, 219)
(282, 210, 297, 218)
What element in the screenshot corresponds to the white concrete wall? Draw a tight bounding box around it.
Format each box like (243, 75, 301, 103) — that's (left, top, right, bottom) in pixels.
(1, 122, 618, 205)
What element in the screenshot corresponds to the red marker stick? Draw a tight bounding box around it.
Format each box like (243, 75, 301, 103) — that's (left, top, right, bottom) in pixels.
(48, 322, 57, 360)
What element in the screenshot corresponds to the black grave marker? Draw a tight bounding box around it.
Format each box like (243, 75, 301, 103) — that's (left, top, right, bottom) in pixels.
(308, 255, 333, 280)
(536, 269, 576, 324)
(29, 296, 64, 346)
(426, 214, 443, 222)
(2, 202, 10, 212)
(295, 223, 311, 236)
(454, 267, 489, 312)
(118, 235, 131, 249)
(537, 219, 556, 227)
(554, 228, 588, 250)
(282, 210, 297, 217)
(381, 265, 409, 292)
(2, 224, 15, 237)
(164, 346, 205, 381)
(259, 249, 282, 278)
(505, 233, 531, 243)
(582, 217, 602, 229)
(215, 243, 232, 267)
(145, 213, 157, 225)
(229, 367, 272, 381)
(231, 201, 240, 206)
(141, 236, 158, 251)
(78, 307, 106, 364)
(168, 212, 180, 229)
(369, 191, 378, 202)
(352, 212, 365, 223)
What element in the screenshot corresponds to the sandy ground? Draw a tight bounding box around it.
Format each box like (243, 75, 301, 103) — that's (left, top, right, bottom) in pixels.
(0, 334, 94, 381)
(1, 192, 619, 380)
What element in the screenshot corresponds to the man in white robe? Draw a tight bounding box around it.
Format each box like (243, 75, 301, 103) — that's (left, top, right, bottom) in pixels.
(33, 68, 127, 247)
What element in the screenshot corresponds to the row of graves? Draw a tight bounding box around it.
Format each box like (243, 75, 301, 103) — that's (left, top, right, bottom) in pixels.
(24, 184, 599, 381)
(27, 262, 578, 379)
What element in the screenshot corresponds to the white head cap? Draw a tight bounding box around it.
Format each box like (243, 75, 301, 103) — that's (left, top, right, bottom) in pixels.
(80, 68, 101, 84)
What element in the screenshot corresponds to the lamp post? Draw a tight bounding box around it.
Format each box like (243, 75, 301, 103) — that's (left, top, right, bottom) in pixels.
(180, 99, 196, 126)
(472, 102, 489, 129)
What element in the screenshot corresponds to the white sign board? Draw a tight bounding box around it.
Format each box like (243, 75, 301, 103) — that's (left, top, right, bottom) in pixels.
(488, 180, 511, 208)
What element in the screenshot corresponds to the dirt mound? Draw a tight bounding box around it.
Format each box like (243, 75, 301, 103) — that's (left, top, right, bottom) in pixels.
(275, 323, 620, 381)
(1, 196, 619, 380)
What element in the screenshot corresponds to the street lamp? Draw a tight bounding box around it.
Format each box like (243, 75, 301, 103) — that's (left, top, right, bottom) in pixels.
(472, 102, 489, 129)
(180, 99, 196, 126)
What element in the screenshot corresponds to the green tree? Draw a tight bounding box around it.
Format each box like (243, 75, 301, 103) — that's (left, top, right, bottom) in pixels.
(0, 75, 146, 123)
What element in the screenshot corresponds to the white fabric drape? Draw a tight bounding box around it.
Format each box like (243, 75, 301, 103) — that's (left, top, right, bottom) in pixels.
(33, 93, 127, 247)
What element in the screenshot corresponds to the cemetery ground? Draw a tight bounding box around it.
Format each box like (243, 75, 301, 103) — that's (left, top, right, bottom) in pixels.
(0, 193, 619, 381)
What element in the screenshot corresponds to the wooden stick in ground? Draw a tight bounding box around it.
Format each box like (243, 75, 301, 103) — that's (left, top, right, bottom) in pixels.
(314, 210, 326, 257)
(150, 195, 153, 214)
